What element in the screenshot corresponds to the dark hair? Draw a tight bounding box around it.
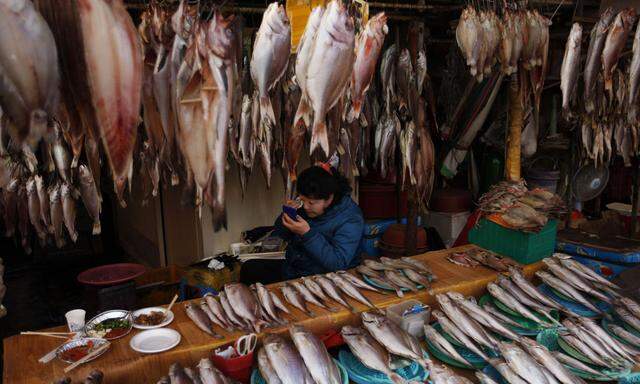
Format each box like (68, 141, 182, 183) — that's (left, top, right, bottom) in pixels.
(297, 166, 352, 202)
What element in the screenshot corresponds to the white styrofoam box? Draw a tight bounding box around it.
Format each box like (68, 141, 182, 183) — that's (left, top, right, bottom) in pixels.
(425, 211, 471, 248)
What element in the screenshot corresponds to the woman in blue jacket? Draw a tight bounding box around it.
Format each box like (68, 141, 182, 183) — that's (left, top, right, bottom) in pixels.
(240, 164, 364, 284)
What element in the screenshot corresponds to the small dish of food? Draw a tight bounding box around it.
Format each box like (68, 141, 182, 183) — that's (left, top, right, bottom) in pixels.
(56, 338, 109, 364)
(84, 310, 132, 340)
(131, 307, 174, 330)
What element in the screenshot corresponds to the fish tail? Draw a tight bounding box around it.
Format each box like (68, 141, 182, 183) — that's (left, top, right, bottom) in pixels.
(293, 98, 312, 132)
(70, 230, 78, 243)
(310, 119, 330, 157)
(92, 220, 101, 235)
(259, 96, 276, 128)
(348, 98, 363, 122)
(114, 176, 127, 208)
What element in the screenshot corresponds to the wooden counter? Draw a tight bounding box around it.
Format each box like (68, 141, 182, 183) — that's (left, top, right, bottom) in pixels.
(3, 245, 543, 384)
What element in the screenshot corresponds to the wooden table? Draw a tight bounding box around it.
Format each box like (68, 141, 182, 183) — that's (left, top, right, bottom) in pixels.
(3, 245, 543, 384)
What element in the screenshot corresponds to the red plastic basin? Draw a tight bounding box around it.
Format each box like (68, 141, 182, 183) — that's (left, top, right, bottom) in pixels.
(77, 263, 146, 287)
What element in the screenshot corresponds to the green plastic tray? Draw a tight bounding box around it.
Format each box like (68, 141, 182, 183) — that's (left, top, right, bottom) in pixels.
(536, 328, 629, 381)
(424, 338, 485, 370)
(469, 218, 557, 264)
(479, 294, 558, 332)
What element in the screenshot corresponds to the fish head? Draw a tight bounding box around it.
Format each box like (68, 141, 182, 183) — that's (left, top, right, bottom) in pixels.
(367, 12, 389, 36)
(445, 291, 465, 301)
(361, 311, 385, 325)
(207, 11, 238, 60)
(341, 325, 364, 337)
(263, 2, 290, 35)
(621, 8, 637, 28)
(324, 0, 355, 43)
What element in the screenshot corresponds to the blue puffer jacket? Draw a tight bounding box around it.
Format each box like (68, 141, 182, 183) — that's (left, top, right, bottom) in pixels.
(273, 195, 365, 279)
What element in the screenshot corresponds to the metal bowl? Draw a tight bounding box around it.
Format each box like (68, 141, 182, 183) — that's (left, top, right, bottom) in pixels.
(84, 309, 133, 340)
(56, 337, 109, 364)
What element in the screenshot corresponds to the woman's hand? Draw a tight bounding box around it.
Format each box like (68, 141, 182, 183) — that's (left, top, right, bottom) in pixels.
(282, 213, 310, 236)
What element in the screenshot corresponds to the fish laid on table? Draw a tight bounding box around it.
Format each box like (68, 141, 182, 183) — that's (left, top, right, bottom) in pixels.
(79, 0, 143, 204)
(423, 323, 472, 367)
(431, 310, 490, 361)
(542, 258, 611, 303)
(258, 347, 282, 384)
(348, 12, 387, 122)
(60, 183, 78, 243)
(402, 268, 431, 290)
(610, 323, 640, 348)
(488, 358, 529, 384)
(435, 294, 498, 350)
(301, 277, 333, 305)
(383, 270, 419, 293)
(185, 303, 222, 338)
(282, 283, 315, 317)
(602, 8, 637, 98)
(292, 280, 335, 312)
(364, 259, 396, 272)
(263, 334, 314, 384)
(305, 0, 355, 156)
(559, 331, 614, 368)
(0, 0, 60, 146)
(616, 297, 640, 320)
(290, 325, 341, 384)
(553, 254, 621, 290)
(184, 367, 201, 384)
(78, 165, 102, 235)
(428, 359, 473, 384)
(560, 23, 582, 114)
(361, 311, 429, 371)
(496, 275, 556, 315)
(199, 301, 226, 331)
(336, 271, 382, 294)
(615, 307, 640, 334)
(535, 271, 604, 315)
(313, 275, 355, 312)
(520, 338, 587, 384)
(584, 7, 616, 113)
(447, 292, 521, 341)
(487, 283, 556, 326)
(169, 363, 193, 384)
(270, 290, 291, 315)
(197, 357, 231, 384)
(447, 253, 480, 268)
(327, 272, 376, 308)
(356, 265, 404, 297)
(476, 371, 499, 384)
(341, 325, 409, 384)
(551, 351, 612, 379)
(577, 317, 637, 360)
(497, 342, 551, 384)
(293, 6, 324, 132)
(251, 1, 290, 137)
(219, 291, 249, 330)
(204, 293, 234, 330)
(508, 267, 564, 312)
(255, 282, 286, 325)
(481, 302, 522, 329)
(224, 283, 266, 332)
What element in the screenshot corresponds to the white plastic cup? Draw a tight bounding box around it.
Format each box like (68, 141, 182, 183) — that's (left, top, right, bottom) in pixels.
(65, 309, 86, 333)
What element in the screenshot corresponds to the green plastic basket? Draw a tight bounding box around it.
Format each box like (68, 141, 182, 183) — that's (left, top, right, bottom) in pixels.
(468, 218, 557, 264)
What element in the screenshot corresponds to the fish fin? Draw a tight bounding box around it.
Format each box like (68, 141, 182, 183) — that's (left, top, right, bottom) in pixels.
(114, 176, 127, 208)
(310, 119, 330, 157)
(92, 221, 101, 235)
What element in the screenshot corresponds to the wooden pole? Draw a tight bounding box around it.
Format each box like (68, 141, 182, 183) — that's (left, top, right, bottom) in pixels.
(506, 75, 522, 181)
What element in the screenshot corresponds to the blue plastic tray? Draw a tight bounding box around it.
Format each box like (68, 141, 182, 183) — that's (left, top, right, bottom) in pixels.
(556, 241, 640, 264)
(337, 349, 428, 384)
(537, 283, 609, 318)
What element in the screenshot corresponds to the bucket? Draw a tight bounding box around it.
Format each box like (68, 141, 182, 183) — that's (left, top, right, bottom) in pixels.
(525, 157, 560, 193)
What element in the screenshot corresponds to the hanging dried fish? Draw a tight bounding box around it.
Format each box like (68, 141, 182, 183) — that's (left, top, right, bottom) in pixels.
(0, 0, 60, 146)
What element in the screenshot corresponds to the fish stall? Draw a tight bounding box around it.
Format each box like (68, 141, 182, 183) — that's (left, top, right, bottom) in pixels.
(2, 0, 640, 383)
